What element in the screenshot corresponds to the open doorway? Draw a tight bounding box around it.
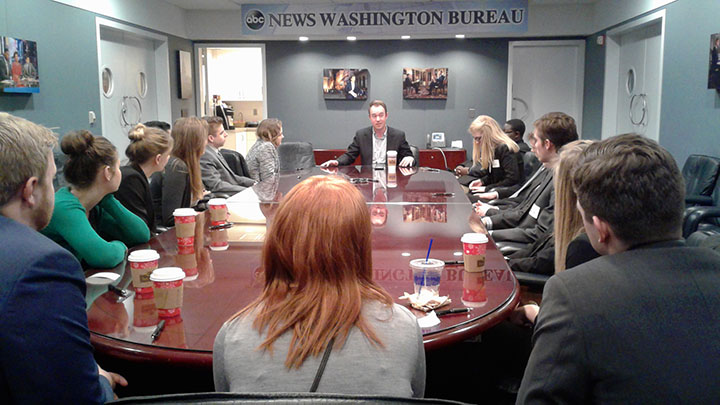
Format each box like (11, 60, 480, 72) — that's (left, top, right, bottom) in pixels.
(195, 44, 266, 155)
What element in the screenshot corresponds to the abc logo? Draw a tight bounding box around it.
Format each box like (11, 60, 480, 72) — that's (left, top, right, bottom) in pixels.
(245, 10, 265, 30)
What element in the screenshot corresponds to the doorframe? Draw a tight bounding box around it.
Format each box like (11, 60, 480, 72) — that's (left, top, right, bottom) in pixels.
(507, 40, 586, 131)
(95, 17, 172, 136)
(601, 9, 665, 140)
(192, 43, 268, 120)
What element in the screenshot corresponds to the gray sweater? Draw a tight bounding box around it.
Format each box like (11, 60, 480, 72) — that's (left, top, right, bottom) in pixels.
(213, 300, 426, 397)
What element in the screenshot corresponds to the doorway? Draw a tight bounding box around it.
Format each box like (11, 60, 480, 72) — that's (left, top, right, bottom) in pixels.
(507, 40, 586, 136)
(96, 18, 171, 154)
(195, 44, 266, 155)
(602, 10, 665, 141)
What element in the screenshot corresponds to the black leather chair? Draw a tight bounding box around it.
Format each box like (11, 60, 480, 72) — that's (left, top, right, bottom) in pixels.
(149, 171, 164, 230)
(278, 141, 315, 171)
(220, 149, 251, 178)
(53, 147, 68, 189)
(409, 144, 420, 167)
(683, 171, 720, 237)
(682, 154, 720, 205)
(109, 392, 468, 404)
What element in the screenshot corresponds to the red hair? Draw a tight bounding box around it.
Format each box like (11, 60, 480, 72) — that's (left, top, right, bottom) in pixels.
(231, 175, 394, 368)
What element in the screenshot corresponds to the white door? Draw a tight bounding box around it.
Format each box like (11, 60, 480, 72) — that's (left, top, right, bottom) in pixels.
(97, 18, 171, 154)
(602, 10, 665, 141)
(507, 40, 585, 135)
(613, 22, 662, 140)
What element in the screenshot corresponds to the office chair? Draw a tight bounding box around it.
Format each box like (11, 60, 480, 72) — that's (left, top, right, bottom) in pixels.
(682, 154, 720, 205)
(277, 141, 315, 171)
(409, 144, 420, 167)
(220, 148, 251, 178)
(109, 392, 468, 404)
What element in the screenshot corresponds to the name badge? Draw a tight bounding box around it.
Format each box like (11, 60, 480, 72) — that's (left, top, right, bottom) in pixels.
(529, 204, 540, 219)
(492, 159, 501, 168)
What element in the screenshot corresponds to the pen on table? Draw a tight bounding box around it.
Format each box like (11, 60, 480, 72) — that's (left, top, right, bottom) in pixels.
(436, 308, 473, 316)
(107, 284, 130, 298)
(209, 222, 233, 230)
(444, 260, 464, 265)
(151, 320, 166, 342)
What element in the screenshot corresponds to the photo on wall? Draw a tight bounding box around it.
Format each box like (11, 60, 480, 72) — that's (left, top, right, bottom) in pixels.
(403, 67, 447, 100)
(322, 68, 368, 100)
(708, 33, 720, 89)
(0, 36, 39, 94)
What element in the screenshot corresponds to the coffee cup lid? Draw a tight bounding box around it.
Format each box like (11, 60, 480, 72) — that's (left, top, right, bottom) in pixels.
(150, 267, 185, 282)
(208, 198, 227, 206)
(173, 208, 196, 217)
(409, 258, 445, 268)
(128, 249, 160, 262)
(461, 233, 488, 244)
(387, 150, 397, 157)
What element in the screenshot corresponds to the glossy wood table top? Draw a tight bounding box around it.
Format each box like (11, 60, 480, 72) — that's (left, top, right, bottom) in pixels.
(88, 168, 519, 367)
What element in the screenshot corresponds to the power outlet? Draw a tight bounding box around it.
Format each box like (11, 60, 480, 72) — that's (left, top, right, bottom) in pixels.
(253, 108, 258, 116)
(468, 108, 476, 119)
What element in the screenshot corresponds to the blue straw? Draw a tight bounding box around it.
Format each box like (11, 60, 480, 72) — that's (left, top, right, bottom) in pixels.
(425, 239, 433, 263)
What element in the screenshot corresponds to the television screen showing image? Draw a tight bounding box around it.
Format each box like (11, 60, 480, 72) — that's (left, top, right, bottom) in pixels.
(323, 68, 368, 100)
(709, 33, 720, 89)
(403, 67, 447, 100)
(1, 36, 39, 94)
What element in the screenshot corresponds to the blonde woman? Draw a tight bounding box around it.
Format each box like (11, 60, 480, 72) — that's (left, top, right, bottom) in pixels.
(246, 118, 283, 182)
(115, 123, 173, 233)
(464, 115, 522, 191)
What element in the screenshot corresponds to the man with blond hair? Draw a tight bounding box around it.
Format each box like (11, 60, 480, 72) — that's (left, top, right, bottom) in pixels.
(0, 113, 126, 403)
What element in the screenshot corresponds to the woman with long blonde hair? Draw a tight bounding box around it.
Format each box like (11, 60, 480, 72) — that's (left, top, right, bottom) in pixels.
(464, 115, 522, 191)
(553, 139, 599, 272)
(213, 176, 425, 397)
(161, 117, 207, 226)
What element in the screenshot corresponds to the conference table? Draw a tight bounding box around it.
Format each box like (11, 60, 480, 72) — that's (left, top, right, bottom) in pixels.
(86, 166, 519, 383)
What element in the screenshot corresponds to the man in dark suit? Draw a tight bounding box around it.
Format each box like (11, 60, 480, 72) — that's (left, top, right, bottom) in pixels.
(0, 113, 126, 403)
(320, 100, 415, 167)
(0, 50, 10, 81)
(474, 113, 578, 245)
(503, 118, 530, 154)
(517, 134, 720, 403)
(200, 116, 255, 194)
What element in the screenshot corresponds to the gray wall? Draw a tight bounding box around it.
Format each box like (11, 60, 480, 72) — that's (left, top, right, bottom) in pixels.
(0, 0, 195, 138)
(264, 39, 509, 150)
(0, 0, 101, 134)
(659, 0, 720, 166)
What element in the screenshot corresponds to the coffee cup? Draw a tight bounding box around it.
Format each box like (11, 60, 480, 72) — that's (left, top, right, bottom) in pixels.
(210, 228, 229, 251)
(387, 171, 397, 188)
(132, 291, 159, 331)
(462, 271, 488, 307)
(410, 258, 445, 296)
(461, 233, 488, 273)
(387, 150, 397, 172)
(173, 208, 196, 246)
(208, 198, 228, 225)
(150, 267, 185, 318)
(128, 249, 160, 294)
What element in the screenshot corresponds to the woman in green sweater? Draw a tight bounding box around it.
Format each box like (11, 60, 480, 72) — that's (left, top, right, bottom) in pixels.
(42, 130, 150, 269)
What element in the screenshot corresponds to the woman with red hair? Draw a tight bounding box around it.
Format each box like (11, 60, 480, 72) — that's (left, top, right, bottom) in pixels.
(213, 176, 425, 397)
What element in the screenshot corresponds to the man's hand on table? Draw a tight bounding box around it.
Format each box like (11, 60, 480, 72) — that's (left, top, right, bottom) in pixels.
(399, 156, 414, 167)
(320, 159, 338, 168)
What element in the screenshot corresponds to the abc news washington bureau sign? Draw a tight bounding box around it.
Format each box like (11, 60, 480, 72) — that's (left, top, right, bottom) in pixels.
(241, 0, 528, 36)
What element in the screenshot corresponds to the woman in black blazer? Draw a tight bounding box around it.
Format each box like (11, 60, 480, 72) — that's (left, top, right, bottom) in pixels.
(465, 116, 522, 192)
(115, 123, 173, 233)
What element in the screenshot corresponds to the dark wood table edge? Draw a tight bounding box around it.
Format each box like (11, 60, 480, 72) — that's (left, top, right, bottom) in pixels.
(90, 276, 520, 366)
(422, 276, 521, 351)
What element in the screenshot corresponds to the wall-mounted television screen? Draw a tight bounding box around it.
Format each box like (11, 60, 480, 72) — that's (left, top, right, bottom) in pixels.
(323, 68, 368, 100)
(403, 67, 447, 100)
(709, 33, 720, 89)
(1, 36, 39, 94)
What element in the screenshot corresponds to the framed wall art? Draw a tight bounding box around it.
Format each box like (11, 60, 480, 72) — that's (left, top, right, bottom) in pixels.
(403, 67, 447, 100)
(322, 68, 368, 100)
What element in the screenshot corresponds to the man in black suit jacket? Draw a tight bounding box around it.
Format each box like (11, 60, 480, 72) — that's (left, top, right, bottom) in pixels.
(474, 113, 578, 243)
(517, 134, 720, 403)
(320, 100, 414, 167)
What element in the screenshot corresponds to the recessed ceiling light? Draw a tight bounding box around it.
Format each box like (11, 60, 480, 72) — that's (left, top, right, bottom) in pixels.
(455, 34, 466, 39)
(347, 36, 357, 41)
(401, 252, 411, 257)
(453, 251, 463, 256)
(401, 35, 411, 40)
(299, 36, 309, 42)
